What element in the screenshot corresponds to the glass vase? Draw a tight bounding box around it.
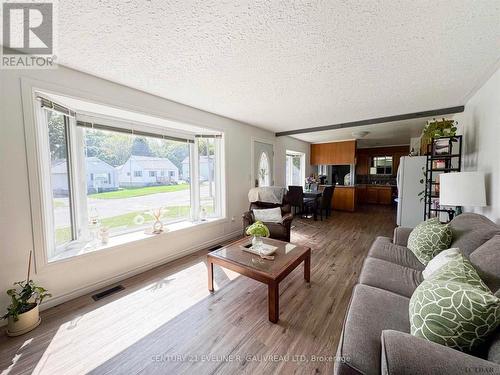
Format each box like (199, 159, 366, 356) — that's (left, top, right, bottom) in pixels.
(252, 235, 263, 251)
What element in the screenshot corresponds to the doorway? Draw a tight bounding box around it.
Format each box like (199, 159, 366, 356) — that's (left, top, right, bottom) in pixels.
(253, 140, 274, 187)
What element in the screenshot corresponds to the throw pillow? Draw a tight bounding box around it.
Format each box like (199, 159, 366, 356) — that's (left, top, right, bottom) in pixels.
(407, 218, 453, 265)
(410, 252, 500, 352)
(253, 207, 283, 223)
(422, 248, 461, 280)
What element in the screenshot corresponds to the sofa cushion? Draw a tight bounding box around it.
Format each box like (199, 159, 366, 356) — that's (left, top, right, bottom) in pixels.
(381, 330, 500, 375)
(368, 237, 424, 270)
(335, 284, 410, 375)
(409, 252, 500, 352)
(470, 235, 500, 292)
(360, 257, 423, 297)
(487, 290, 500, 364)
(449, 213, 500, 256)
(252, 207, 283, 223)
(422, 248, 461, 279)
(407, 218, 453, 265)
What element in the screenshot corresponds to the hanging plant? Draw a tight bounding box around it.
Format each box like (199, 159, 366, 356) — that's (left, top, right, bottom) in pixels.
(421, 118, 458, 146)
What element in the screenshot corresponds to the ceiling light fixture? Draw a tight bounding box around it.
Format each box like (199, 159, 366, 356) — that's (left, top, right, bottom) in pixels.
(352, 131, 370, 139)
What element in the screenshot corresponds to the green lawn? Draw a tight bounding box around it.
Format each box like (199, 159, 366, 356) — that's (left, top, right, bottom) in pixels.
(89, 184, 190, 199)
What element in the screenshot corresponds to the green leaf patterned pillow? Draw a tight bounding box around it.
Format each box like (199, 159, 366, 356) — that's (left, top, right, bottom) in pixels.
(410, 253, 500, 352)
(407, 218, 452, 265)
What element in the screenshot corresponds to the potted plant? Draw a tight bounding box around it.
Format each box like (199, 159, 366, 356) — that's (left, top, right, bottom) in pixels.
(421, 118, 458, 154)
(2, 251, 51, 336)
(245, 221, 270, 251)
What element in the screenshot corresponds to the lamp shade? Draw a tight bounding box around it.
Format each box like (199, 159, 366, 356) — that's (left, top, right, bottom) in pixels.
(439, 172, 486, 207)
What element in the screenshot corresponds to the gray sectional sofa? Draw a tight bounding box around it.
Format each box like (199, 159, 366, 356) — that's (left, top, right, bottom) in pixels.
(334, 213, 500, 375)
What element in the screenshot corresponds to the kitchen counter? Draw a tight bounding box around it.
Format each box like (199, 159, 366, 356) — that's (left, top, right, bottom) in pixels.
(319, 185, 356, 211)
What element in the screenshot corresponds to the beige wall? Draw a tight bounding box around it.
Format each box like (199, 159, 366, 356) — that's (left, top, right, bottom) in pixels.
(0, 66, 309, 321)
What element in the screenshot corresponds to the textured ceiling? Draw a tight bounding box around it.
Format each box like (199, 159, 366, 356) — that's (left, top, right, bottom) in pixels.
(294, 117, 430, 147)
(57, 1, 500, 136)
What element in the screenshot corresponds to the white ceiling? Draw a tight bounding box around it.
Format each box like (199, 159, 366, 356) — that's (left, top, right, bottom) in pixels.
(297, 116, 432, 147)
(57, 1, 500, 141)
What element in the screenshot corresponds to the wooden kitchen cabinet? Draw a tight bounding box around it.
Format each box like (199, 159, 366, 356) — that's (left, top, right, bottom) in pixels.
(356, 153, 369, 175)
(378, 187, 392, 205)
(366, 187, 379, 204)
(311, 140, 356, 165)
(366, 186, 392, 205)
(356, 185, 367, 204)
(332, 186, 356, 212)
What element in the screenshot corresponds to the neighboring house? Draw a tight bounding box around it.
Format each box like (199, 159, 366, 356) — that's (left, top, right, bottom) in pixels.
(181, 155, 214, 181)
(51, 157, 118, 195)
(117, 155, 179, 187)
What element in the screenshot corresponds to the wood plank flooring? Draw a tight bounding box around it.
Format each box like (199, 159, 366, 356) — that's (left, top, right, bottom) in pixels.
(0, 205, 396, 375)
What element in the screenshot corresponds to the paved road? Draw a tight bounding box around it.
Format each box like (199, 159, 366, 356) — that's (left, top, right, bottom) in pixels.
(54, 184, 214, 227)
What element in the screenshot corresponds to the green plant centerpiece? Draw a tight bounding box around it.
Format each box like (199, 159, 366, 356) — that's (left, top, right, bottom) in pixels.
(246, 221, 270, 251)
(421, 118, 458, 146)
(2, 251, 51, 336)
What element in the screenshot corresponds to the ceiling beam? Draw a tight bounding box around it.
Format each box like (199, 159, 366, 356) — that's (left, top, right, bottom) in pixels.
(275, 106, 465, 137)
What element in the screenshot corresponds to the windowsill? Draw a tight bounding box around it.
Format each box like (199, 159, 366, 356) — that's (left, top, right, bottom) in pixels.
(48, 217, 226, 263)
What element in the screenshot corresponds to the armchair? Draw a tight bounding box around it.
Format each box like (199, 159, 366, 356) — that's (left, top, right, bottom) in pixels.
(242, 201, 293, 242)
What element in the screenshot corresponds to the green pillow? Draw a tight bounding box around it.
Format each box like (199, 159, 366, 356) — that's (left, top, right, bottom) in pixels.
(410, 252, 500, 352)
(407, 218, 452, 265)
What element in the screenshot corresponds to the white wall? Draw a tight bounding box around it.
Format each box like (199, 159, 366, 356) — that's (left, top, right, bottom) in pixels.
(453, 66, 500, 224)
(0, 66, 310, 319)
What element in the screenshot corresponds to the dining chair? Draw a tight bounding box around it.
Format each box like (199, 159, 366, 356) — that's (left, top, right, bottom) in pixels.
(287, 186, 315, 217)
(317, 185, 334, 220)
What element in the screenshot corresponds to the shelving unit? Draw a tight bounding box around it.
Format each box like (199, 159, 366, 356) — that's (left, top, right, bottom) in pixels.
(424, 135, 463, 222)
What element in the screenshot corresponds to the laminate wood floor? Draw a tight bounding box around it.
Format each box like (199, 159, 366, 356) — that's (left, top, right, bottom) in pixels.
(0, 205, 396, 375)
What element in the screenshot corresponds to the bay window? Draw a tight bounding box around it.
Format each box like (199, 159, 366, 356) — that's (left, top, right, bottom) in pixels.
(33, 93, 224, 262)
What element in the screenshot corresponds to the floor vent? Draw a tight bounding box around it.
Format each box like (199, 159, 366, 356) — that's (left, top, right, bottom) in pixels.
(92, 285, 125, 301)
(208, 244, 223, 252)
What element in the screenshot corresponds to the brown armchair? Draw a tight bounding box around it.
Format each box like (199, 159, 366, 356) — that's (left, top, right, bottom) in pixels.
(242, 201, 293, 242)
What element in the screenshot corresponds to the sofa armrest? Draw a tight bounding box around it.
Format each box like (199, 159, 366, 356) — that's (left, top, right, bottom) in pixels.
(242, 211, 254, 233)
(381, 330, 500, 375)
(282, 212, 293, 226)
(393, 227, 413, 246)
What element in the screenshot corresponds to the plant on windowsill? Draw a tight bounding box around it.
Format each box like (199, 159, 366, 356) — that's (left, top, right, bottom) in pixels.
(246, 221, 270, 251)
(2, 251, 51, 336)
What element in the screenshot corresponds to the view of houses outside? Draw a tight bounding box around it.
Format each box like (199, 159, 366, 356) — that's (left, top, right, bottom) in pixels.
(49, 122, 216, 245)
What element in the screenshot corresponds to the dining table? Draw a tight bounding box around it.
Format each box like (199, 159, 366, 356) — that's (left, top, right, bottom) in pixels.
(303, 189, 322, 220)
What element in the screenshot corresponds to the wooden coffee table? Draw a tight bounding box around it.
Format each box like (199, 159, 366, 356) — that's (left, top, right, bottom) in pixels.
(207, 237, 311, 323)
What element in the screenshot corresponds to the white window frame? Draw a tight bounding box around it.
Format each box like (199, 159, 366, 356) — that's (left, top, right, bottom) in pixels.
(285, 150, 306, 187)
(23, 83, 226, 268)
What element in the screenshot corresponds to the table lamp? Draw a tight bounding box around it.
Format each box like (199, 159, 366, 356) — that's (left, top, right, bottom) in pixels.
(439, 172, 486, 215)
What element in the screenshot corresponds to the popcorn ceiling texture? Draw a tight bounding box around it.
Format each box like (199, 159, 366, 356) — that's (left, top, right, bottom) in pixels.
(58, 1, 500, 133)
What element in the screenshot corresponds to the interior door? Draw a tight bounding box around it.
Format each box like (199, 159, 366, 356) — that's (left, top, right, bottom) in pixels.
(253, 140, 274, 187)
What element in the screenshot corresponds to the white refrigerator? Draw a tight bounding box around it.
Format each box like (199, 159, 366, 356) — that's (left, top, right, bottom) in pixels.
(396, 156, 426, 228)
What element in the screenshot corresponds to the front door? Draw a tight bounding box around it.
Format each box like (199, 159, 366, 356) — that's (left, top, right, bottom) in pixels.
(253, 140, 274, 187)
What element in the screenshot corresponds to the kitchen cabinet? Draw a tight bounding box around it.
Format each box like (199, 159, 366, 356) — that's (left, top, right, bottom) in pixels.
(378, 187, 393, 205)
(332, 186, 356, 212)
(356, 185, 367, 204)
(366, 186, 393, 205)
(311, 140, 356, 165)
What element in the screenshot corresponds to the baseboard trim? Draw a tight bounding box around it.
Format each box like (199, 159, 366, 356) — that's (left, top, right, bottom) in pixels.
(0, 230, 242, 327)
